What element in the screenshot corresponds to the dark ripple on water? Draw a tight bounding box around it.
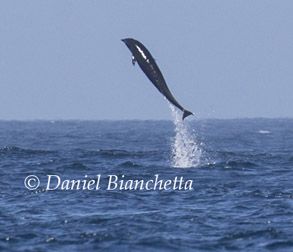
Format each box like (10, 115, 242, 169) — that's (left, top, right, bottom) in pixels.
(0, 119, 293, 251)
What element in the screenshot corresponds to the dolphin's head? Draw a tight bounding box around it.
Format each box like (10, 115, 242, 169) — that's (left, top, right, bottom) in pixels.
(121, 38, 136, 49)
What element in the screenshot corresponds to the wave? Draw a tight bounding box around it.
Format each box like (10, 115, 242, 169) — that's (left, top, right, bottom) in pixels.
(96, 149, 131, 158)
(56, 162, 90, 171)
(224, 160, 259, 169)
(118, 161, 141, 168)
(86, 149, 164, 160)
(259, 130, 271, 134)
(221, 229, 274, 240)
(266, 240, 293, 249)
(0, 146, 56, 154)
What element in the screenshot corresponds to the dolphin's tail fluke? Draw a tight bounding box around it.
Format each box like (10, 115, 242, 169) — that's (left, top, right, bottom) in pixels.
(182, 110, 193, 120)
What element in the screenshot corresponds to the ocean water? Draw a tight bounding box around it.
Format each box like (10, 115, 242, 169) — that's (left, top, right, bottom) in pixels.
(1, 116, 293, 251)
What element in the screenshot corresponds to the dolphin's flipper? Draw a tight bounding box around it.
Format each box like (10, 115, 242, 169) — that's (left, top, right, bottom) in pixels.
(132, 56, 136, 66)
(183, 110, 193, 120)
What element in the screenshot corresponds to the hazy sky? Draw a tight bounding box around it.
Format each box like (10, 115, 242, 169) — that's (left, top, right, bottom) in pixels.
(1, 1, 292, 120)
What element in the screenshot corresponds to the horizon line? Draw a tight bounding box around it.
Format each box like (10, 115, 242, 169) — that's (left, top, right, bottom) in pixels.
(0, 117, 292, 122)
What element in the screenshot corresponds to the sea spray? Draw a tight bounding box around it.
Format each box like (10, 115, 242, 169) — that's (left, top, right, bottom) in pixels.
(169, 104, 202, 168)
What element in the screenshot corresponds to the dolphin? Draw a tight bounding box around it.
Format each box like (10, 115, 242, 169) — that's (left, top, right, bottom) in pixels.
(122, 38, 193, 120)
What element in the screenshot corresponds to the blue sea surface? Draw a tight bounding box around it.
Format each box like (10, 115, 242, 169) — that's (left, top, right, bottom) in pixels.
(0, 119, 293, 251)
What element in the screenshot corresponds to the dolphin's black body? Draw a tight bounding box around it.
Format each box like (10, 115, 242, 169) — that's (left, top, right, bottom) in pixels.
(122, 38, 193, 120)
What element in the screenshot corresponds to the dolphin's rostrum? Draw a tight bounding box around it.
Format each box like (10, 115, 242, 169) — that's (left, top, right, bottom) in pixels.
(122, 38, 193, 120)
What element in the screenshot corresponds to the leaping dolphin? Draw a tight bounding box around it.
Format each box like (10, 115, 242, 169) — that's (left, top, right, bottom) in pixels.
(122, 38, 193, 120)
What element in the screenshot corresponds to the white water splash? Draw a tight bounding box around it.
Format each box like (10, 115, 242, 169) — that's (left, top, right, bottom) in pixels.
(169, 104, 202, 168)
